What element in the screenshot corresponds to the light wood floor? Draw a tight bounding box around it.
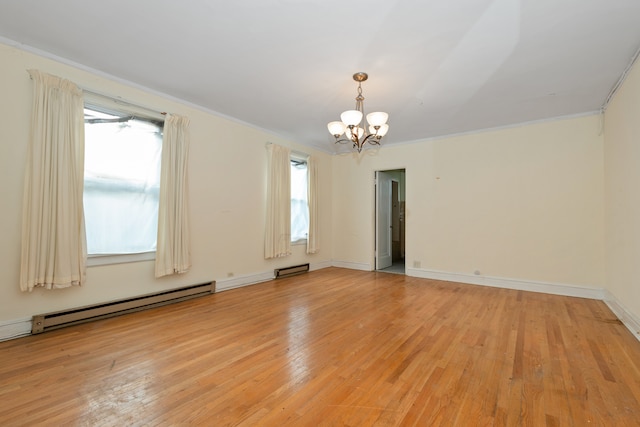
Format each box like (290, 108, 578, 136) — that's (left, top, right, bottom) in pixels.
(1, 268, 640, 426)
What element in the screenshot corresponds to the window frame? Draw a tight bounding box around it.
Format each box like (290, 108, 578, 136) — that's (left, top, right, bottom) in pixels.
(290, 154, 309, 245)
(83, 94, 165, 266)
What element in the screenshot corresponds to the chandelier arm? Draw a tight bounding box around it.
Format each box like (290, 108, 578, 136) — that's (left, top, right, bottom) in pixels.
(334, 133, 380, 152)
(333, 136, 353, 145)
(361, 133, 381, 147)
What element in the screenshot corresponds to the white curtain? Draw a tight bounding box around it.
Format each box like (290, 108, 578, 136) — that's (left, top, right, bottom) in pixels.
(265, 143, 291, 259)
(20, 70, 86, 292)
(306, 155, 319, 254)
(155, 114, 191, 278)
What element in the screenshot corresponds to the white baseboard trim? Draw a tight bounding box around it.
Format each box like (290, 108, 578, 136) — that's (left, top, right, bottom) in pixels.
(216, 261, 333, 293)
(0, 317, 32, 342)
(310, 260, 333, 271)
(405, 268, 606, 300)
(216, 271, 275, 292)
(604, 291, 640, 340)
(331, 260, 372, 271)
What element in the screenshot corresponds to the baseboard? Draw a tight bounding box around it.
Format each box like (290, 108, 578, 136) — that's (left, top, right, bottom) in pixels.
(604, 291, 640, 340)
(216, 271, 275, 292)
(0, 318, 32, 342)
(331, 260, 372, 271)
(310, 260, 333, 271)
(216, 261, 333, 292)
(405, 268, 606, 300)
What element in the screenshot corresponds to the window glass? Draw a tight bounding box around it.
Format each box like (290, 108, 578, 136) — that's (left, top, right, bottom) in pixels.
(84, 106, 163, 255)
(291, 158, 309, 242)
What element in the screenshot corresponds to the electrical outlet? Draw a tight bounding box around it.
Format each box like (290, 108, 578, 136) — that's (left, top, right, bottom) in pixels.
(413, 261, 421, 268)
(227, 272, 234, 278)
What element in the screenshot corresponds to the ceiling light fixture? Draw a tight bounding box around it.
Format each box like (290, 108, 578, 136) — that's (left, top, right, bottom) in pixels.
(327, 72, 389, 153)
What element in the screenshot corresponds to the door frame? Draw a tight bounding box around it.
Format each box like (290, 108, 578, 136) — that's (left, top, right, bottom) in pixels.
(374, 168, 406, 272)
(375, 171, 393, 270)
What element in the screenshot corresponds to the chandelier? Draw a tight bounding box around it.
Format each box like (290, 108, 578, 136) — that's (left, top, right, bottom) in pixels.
(327, 72, 389, 153)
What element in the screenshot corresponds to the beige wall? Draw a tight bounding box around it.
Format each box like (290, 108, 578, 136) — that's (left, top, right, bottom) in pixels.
(604, 60, 640, 320)
(332, 116, 605, 288)
(0, 43, 333, 322)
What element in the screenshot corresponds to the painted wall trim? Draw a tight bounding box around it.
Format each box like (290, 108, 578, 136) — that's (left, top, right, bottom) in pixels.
(406, 267, 606, 300)
(215, 271, 275, 292)
(310, 260, 333, 271)
(216, 262, 333, 293)
(604, 290, 640, 341)
(331, 260, 372, 271)
(0, 318, 31, 342)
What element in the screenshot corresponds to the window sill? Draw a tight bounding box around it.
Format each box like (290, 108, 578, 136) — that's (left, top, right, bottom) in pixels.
(87, 251, 156, 267)
(291, 239, 307, 246)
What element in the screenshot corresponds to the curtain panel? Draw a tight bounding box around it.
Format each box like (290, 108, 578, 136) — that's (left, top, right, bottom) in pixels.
(265, 143, 291, 259)
(20, 70, 87, 292)
(155, 114, 192, 278)
(306, 155, 319, 254)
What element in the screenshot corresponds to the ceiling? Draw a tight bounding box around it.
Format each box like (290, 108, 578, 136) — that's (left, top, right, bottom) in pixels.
(1, 0, 640, 153)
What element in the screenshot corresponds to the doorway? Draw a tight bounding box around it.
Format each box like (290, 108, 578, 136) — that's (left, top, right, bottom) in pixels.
(375, 169, 406, 274)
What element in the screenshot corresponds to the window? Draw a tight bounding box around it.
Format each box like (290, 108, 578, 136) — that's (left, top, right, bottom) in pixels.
(291, 157, 309, 243)
(83, 105, 163, 260)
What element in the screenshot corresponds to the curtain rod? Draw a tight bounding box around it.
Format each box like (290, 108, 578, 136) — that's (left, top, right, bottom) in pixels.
(265, 142, 309, 159)
(83, 88, 167, 117)
(27, 69, 168, 117)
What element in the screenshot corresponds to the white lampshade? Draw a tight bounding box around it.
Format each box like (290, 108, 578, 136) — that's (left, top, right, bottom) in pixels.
(327, 121, 346, 136)
(340, 110, 363, 126)
(346, 126, 364, 140)
(366, 111, 388, 126)
(370, 123, 389, 137)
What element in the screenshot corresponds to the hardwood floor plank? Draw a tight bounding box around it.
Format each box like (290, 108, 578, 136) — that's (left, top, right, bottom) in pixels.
(1, 268, 640, 426)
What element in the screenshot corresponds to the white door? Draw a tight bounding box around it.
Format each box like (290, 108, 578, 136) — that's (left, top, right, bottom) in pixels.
(376, 171, 393, 270)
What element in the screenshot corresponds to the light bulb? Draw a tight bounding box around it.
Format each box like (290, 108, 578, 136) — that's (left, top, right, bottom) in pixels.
(340, 110, 363, 126)
(327, 121, 346, 136)
(376, 123, 389, 137)
(346, 126, 364, 140)
(366, 112, 388, 126)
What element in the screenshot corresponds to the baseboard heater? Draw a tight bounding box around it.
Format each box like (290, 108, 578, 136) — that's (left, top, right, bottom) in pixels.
(31, 281, 215, 334)
(274, 263, 309, 279)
